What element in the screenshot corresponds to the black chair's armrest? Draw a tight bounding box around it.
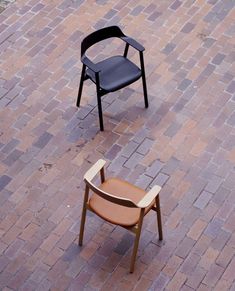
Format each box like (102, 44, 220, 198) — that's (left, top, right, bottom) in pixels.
(81, 56, 100, 73)
(121, 36, 145, 52)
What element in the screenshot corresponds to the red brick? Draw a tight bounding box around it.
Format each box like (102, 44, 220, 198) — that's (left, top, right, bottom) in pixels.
(202, 263, 224, 287)
(5, 252, 29, 275)
(187, 219, 207, 240)
(221, 257, 235, 282)
(175, 237, 196, 259)
(25, 248, 47, 271)
(166, 271, 187, 290)
(2, 225, 22, 245)
(8, 267, 31, 290)
(101, 266, 126, 290)
(65, 256, 85, 278)
(40, 233, 60, 252)
(42, 247, 64, 267)
(162, 255, 183, 277)
(214, 279, 232, 291)
(19, 223, 39, 241)
(80, 240, 100, 261)
(88, 269, 110, 289)
(143, 259, 165, 280)
(216, 245, 235, 268)
(186, 267, 207, 289)
(4, 239, 25, 259)
(199, 247, 219, 270)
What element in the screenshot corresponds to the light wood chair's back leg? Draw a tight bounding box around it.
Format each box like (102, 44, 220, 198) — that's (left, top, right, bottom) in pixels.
(155, 195, 163, 240)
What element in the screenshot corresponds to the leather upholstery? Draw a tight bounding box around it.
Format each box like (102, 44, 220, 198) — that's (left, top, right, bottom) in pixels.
(86, 56, 141, 92)
(89, 178, 155, 226)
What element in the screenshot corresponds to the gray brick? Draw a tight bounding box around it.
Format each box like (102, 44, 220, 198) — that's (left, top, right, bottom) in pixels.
(204, 218, 223, 239)
(194, 191, 213, 209)
(20, 146, 40, 163)
(1, 139, 19, 154)
(227, 112, 235, 126)
(0, 175, 12, 191)
(148, 11, 161, 21)
(33, 132, 53, 149)
(144, 3, 156, 13)
(170, 0, 182, 10)
(211, 53, 225, 65)
(135, 174, 152, 189)
(151, 172, 169, 187)
(164, 122, 181, 138)
(103, 9, 118, 19)
(124, 152, 143, 169)
(146, 160, 164, 178)
(211, 229, 231, 251)
(205, 175, 223, 193)
(162, 157, 180, 175)
(181, 22, 195, 33)
(13, 114, 31, 130)
(121, 141, 139, 158)
(203, 37, 216, 48)
(226, 80, 235, 94)
(0, 189, 12, 204)
(3, 149, 23, 167)
(162, 42, 176, 55)
(105, 144, 122, 160)
(130, 5, 144, 16)
(151, 273, 170, 290)
(177, 78, 192, 91)
(114, 233, 134, 255)
(107, 156, 126, 173)
(137, 138, 154, 155)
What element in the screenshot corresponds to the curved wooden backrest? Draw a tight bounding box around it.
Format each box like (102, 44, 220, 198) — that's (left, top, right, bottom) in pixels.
(83, 159, 137, 208)
(83, 159, 162, 209)
(81, 26, 125, 57)
(84, 178, 138, 208)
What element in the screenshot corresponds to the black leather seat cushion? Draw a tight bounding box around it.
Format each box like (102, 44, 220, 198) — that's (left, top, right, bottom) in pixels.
(86, 56, 142, 92)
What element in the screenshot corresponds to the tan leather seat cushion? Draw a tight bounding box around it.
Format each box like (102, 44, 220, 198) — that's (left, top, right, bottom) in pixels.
(89, 178, 154, 227)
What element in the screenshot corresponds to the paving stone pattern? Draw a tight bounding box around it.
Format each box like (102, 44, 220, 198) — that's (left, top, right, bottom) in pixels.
(0, 0, 235, 290)
(0, 0, 15, 11)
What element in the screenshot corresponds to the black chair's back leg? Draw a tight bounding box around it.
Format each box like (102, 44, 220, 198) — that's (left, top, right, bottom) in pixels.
(77, 64, 86, 107)
(140, 52, 148, 108)
(95, 73, 104, 131)
(124, 43, 129, 58)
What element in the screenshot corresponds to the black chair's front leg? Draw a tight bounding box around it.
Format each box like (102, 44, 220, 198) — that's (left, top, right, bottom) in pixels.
(77, 64, 86, 107)
(95, 73, 104, 131)
(139, 51, 148, 108)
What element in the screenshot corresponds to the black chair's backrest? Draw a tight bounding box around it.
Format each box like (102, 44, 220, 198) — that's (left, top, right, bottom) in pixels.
(81, 26, 125, 57)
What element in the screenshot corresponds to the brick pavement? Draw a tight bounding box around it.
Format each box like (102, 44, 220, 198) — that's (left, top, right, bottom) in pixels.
(0, 0, 235, 290)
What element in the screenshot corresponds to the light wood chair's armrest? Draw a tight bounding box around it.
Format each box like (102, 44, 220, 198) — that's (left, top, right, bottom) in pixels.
(136, 185, 161, 208)
(84, 159, 106, 182)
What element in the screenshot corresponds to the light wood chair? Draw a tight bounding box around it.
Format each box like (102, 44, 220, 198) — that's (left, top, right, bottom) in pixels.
(79, 159, 163, 273)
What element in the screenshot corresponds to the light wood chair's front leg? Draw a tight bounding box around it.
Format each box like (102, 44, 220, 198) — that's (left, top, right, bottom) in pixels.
(130, 208, 145, 273)
(79, 185, 89, 246)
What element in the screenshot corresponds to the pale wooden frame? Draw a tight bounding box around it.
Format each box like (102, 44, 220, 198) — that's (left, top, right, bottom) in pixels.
(79, 159, 163, 273)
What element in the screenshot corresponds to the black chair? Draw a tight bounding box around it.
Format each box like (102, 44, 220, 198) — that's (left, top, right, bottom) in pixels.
(76, 26, 148, 131)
